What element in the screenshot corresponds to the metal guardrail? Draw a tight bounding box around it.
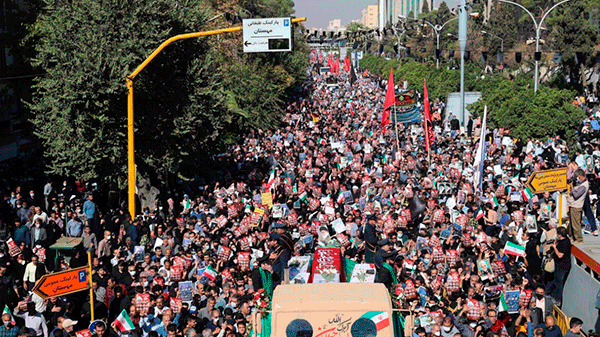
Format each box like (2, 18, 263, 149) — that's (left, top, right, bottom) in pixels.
(553, 304, 569, 336)
(552, 304, 588, 337)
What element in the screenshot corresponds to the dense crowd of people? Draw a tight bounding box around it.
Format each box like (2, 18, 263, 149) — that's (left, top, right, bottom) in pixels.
(0, 53, 596, 337)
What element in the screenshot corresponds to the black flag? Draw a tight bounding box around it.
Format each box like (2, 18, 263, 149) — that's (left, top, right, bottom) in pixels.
(350, 62, 357, 85)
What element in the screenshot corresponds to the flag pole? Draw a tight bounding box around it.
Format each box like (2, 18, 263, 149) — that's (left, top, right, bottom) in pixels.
(394, 104, 400, 153)
(88, 251, 95, 321)
(425, 115, 431, 163)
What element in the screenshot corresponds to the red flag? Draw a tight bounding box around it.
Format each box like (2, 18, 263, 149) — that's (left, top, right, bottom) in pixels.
(423, 78, 435, 152)
(344, 56, 351, 72)
(327, 53, 333, 67)
(319, 52, 323, 63)
(334, 58, 341, 74)
(382, 68, 395, 131)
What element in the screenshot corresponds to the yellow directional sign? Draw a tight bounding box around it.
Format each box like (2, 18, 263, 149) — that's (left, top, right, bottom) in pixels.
(525, 167, 568, 194)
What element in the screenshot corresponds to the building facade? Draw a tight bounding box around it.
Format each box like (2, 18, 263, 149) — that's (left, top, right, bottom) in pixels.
(361, 4, 379, 29)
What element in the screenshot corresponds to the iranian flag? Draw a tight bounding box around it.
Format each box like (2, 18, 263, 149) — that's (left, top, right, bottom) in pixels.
(360, 311, 390, 331)
(337, 192, 345, 204)
(202, 266, 218, 281)
(489, 196, 499, 208)
(475, 208, 485, 220)
(498, 292, 508, 312)
(113, 310, 135, 332)
(522, 188, 534, 202)
(504, 241, 525, 257)
(3, 305, 15, 325)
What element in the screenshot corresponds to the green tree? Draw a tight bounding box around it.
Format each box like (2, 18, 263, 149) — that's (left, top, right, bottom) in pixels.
(469, 76, 585, 145)
(28, 0, 307, 182)
(346, 21, 366, 33)
(421, 0, 430, 14)
(482, 2, 518, 57)
(548, 0, 598, 90)
(437, 2, 452, 22)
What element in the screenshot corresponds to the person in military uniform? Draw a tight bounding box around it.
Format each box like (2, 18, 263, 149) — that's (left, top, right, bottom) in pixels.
(374, 238, 398, 289)
(251, 255, 278, 297)
(269, 223, 294, 286)
(361, 214, 378, 263)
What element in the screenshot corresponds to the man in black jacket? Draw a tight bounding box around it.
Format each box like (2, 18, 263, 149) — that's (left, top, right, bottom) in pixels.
(251, 256, 278, 295)
(362, 215, 378, 263)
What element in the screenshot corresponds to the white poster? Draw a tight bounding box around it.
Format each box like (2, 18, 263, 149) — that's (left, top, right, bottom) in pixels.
(331, 218, 346, 234)
(349, 264, 376, 283)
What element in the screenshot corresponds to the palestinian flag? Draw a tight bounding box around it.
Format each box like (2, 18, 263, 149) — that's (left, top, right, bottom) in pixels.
(522, 188, 534, 202)
(3, 305, 15, 325)
(506, 186, 513, 196)
(490, 196, 499, 208)
(475, 208, 485, 220)
(359, 311, 390, 331)
(498, 292, 508, 312)
(202, 266, 218, 281)
(114, 310, 135, 332)
(504, 241, 525, 257)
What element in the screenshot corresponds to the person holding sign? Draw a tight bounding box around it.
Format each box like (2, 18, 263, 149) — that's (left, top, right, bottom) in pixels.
(567, 169, 588, 244)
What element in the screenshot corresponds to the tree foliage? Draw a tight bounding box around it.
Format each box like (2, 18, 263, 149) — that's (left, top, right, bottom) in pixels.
(481, 2, 518, 56)
(547, 0, 599, 89)
(346, 22, 366, 33)
(28, 0, 308, 182)
(359, 53, 481, 100)
(469, 76, 585, 145)
(421, 0, 430, 14)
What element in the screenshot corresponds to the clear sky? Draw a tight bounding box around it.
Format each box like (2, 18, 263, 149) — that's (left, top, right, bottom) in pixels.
(294, 0, 459, 30)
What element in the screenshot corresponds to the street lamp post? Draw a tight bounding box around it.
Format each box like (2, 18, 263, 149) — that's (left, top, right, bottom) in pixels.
(459, 0, 467, 127)
(481, 30, 503, 53)
(399, 15, 458, 68)
(498, 0, 570, 92)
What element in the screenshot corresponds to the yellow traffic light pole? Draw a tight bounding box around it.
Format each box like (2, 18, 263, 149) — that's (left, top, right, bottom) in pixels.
(126, 17, 306, 219)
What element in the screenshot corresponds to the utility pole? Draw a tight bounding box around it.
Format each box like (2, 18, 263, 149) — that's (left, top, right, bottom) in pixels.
(458, 0, 467, 126)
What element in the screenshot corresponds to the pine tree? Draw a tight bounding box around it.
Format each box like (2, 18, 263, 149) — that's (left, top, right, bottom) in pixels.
(422, 0, 430, 14)
(548, 0, 598, 90)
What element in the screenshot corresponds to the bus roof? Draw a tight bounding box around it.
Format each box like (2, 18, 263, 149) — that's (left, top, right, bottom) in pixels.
(272, 283, 392, 311)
